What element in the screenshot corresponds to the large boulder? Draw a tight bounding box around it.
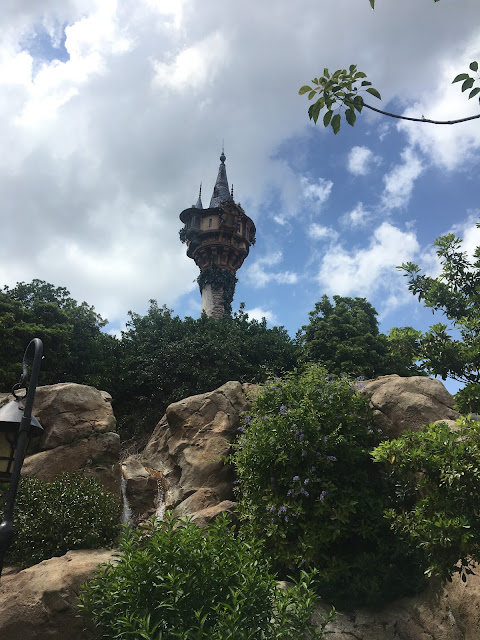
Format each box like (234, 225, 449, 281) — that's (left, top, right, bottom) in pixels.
(361, 375, 460, 439)
(122, 381, 252, 524)
(0, 550, 114, 640)
(318, 569, 480, 639)
(2, 383, 121, 497)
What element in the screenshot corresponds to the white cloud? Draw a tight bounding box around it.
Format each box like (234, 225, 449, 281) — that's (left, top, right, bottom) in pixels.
(381, 147, 424, 209)
(316, 222, 420, 301)
(347, 146, 380, 176)
(244, 307, 278, 324)
(300, 176, 333, 207)
(308, 224, 338, 242)
(341, 202, 370, 228)
(245, 252, 298, 288)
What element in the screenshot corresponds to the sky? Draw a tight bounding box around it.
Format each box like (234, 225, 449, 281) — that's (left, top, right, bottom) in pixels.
(1, 0, 479, 395)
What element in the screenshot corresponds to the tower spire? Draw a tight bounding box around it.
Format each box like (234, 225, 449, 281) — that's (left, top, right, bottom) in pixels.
(194, 182, 203, 209)
(209, 149, 232, 207)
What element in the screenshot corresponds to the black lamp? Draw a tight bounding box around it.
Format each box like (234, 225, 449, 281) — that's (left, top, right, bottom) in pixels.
(0, 338, 43, 577)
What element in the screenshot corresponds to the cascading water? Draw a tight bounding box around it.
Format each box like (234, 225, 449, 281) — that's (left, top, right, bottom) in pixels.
(120, 472, 133, 526)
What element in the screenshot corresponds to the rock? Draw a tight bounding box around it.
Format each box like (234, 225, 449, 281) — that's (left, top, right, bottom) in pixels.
(127, 381, 252, 523)
(121, 457, 160, 525)
(361, 375, 460, 439)
(0, 549, 114, 640)
(317, 570, 480, 639)
(1, 383, 121, 497)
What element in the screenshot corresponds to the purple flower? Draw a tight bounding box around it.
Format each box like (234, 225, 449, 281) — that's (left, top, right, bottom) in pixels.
(322, 436, 328, 443)
(304, 478, 310, 485)
(237, 426, 245, 433)
(319, 490, 328, 501)
(293, 476, 300, 482)
(287, 489, 293, 496)
(280, 405, 288, 415)
(311, 466, 316, 472)
(278, 506, 287, 514)
(301, 451, 307, 457)
(284, 516, 289, 522)
(243, 414, 252, 423)
(327, 456, 337, 462)
(299, 433, 305, 441)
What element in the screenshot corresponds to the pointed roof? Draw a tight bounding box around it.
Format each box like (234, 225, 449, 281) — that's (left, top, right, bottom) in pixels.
(209, 151, 234, 207)
(193, 183, 203, 209)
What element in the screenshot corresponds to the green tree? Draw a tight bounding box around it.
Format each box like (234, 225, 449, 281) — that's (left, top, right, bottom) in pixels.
(0, 280, 118, 390)
(299, 1, 480, 134)
(298, 295, 390, 378)
(399, 225, 480, 412)
(386, 326, 427, 377)
(114, 301, 298, 441)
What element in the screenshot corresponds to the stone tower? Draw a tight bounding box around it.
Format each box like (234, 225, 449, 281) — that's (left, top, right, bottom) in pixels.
(179, 152, 256, 318)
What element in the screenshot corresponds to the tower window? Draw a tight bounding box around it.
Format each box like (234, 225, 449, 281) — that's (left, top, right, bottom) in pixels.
(209, 218, 213, 228)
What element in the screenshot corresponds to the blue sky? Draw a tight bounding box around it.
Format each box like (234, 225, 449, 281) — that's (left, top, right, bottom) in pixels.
(1, 0, 479, 395)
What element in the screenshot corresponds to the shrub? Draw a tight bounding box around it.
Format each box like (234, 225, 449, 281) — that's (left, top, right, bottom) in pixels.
(372, 417, 480, 582)
(0, 474, 121, 568)
(232, 364, 426, 608)
(454, 382, 480, 415)
(79, 514, 334, 639)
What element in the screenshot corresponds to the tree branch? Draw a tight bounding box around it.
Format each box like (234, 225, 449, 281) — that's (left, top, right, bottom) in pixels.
(352, 99, 480, 125)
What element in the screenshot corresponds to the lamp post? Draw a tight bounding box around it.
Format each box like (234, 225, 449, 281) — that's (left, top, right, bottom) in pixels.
(0, 338, 43, 578)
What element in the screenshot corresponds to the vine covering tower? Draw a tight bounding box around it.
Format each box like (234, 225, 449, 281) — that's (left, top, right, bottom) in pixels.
(179, 152, 256, 317)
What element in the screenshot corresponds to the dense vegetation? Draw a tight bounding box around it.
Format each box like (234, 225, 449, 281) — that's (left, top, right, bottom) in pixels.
(0, 474, 120, 568)
(232, 364, 426, 608)
(79, 514, 334, 640)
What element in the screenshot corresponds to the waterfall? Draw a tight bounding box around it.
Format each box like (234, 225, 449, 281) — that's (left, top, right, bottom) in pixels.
(155, 478, 166, 521)
(120, 473, 133, 526)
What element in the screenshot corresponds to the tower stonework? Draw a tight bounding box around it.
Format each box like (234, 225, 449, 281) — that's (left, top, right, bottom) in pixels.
(179, 152, 256, 318)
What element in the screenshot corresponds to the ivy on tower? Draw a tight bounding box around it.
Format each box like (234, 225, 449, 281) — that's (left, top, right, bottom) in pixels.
(179, 152, 256, 318)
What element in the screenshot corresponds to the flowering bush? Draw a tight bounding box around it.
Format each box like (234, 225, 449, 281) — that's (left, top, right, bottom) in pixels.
(79, 514, 334, 639)
(233, 364, 425, 607)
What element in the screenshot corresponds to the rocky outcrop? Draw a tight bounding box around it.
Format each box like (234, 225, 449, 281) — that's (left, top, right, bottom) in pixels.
(122, 381, 252, 525)
(318, 569, 480, 639)
(2, 383, 121, 497)
(361, 374, 460, 439)
(0, 550, 114, 640)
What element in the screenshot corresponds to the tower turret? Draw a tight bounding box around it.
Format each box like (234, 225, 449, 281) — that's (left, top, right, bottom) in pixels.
(179, 152, 256, 317)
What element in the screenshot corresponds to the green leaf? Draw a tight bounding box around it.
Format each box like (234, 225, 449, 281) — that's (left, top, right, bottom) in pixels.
(462, 78, 475, 92)
(468, 87, 480, 100)
(366, 87, 382, 100)
(361, 81, 372, 87)
(324, 68, 330, 78)
(353, 95, 364, 113)
(452, 73, 469, 84)
(354, 72, 367, 79)
(469, 61, 479, 72)
(323, 110, 333, 127)
(369, 0, 375, 8)
(309, 99, 322, 124)
(345, 109, 356, 127)
(299, 85, 313, 95)
(308, 90, 317, 100)
(331, 113, 341, 134)
(349, 64, 357, 73)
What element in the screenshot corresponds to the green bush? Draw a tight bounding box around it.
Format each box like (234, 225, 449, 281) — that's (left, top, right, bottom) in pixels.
(232, 364, 426, 608)
(372, 417, 480, 582)
(0, 474, 120, 568)
(79, 514, 334, 639)
(454, 382, 480, 415)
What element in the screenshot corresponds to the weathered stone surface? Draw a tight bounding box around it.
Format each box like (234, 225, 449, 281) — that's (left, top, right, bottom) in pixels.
(361, 375, 460, 439)
(33, 383, 116, 450)
(1, 383, 121, 497)
(23, 432, 121, 497)
(121, 456, 160, 524)
(317, 570, 480, 639)
(0, 549, 114, 640)
(129, 381, 252, 522)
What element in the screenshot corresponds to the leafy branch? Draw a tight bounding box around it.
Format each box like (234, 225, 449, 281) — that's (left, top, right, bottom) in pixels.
(300, 62, 480, 134)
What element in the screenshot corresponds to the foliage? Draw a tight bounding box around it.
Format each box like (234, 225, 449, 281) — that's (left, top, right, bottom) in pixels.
(454, 383, 480, 415)
(299, 65, 381, 133)
(399, 226, 480, 397)
(114, 301, 298, 442)
(301, 2, 479, 132)
(298, 295, 390, 379)
(0, 474, 120, 568)
(372, 417, 480, 582)
(178, 227, 188, 244)
(197, 266, 238, 315)
(232, 364, 426, 608)
(0, 280, 119, 391)
(386, 326, 427, 377)
(79, 514, 334, 640)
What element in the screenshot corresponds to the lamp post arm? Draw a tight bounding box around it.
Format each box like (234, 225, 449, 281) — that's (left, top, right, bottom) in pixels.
(0, 338, 43, 577)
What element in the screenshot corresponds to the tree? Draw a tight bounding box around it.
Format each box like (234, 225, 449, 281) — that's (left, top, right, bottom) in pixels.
(399, 224, 480, 411)
(298, 295, 390, 378)
(386, 326, 427, 377)
(299, 1, 480, 134)
(0, 280, 117, 390)
(113, 301, 299, 441)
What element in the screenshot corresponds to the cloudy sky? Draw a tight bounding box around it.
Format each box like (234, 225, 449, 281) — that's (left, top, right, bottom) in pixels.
(1, 0, 479, 392)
